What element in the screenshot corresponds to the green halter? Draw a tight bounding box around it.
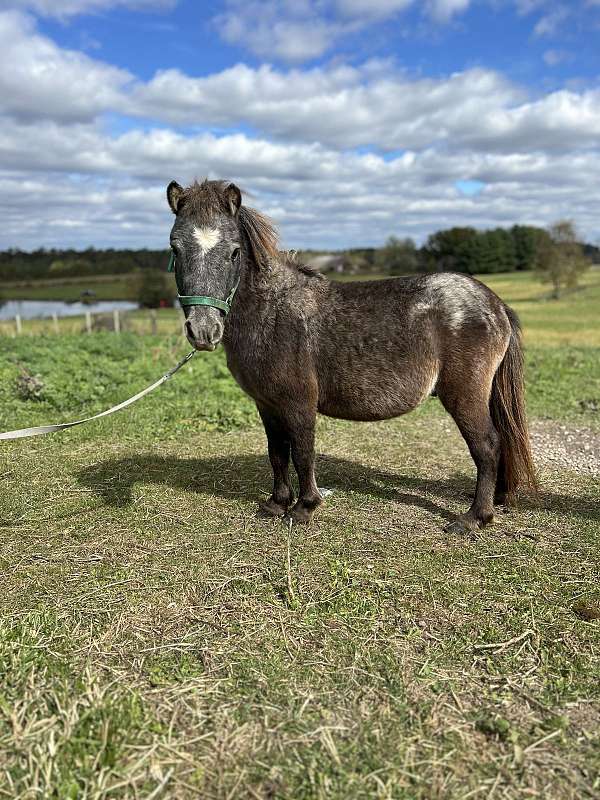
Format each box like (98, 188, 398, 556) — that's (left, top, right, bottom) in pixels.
(168, 252, 239, 315)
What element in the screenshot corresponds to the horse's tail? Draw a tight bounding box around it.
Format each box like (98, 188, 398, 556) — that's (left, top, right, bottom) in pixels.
(490, 306, 538, 502)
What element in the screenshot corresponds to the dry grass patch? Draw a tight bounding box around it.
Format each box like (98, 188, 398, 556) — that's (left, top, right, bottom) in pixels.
(1, 411, 599, 798)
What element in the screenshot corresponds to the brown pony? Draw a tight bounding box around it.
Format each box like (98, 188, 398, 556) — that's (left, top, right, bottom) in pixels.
(167, 179, 537, 533)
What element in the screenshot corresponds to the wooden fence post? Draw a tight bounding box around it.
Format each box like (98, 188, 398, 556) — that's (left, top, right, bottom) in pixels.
(150, 309, 157, 335)
(52, 313, 59, 335)
(85, 311, 92, 334)
(113, 309, 120, 334)
(15, 314, 22, 336)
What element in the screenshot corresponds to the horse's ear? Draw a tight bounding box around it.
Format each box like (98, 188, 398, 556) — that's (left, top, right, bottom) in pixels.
(167, 181, 184, 214)
(224, 183, 241, 216)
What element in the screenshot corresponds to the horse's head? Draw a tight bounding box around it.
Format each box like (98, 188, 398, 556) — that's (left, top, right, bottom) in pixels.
(167, 179, 243, 351)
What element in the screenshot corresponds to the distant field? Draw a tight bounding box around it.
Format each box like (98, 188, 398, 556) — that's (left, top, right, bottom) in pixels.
(1, 269, 598, 798)
(0, 275, 135, 301)
(480, 269, 600, 347)
(2, 267, 600, 347)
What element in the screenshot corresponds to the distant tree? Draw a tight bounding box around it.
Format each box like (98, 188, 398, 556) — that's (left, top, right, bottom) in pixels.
(583, 242, 600, 264)
(376, 236, 419, 274)
(135, 268, 177, 308)
(473, 229, 517, 274)
(510, 225, 545, 271)
(535, 220, 590, 299)
(49, 258, 93, 276)
(421, 227, 478, 272)
(49, 259, 70, 275)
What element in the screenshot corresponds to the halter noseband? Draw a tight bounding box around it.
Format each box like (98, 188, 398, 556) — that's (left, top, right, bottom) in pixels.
(168, 252, 239, 315)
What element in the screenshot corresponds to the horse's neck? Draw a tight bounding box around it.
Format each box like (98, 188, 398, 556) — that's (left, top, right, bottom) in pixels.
(238, 260, 299, 310)
(225, 259, 320, 349)
(225, 261, 285, 345)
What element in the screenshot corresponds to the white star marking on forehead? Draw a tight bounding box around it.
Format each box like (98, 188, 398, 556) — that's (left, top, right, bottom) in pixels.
(193, 226, 221, 254)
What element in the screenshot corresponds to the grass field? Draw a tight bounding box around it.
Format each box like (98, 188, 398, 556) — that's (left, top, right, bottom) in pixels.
(1, 270, 599, 799)
(0, 274, 136, 302)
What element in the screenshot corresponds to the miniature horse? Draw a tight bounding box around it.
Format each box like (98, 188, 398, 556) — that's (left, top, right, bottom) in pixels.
(167, 179, 537, 533)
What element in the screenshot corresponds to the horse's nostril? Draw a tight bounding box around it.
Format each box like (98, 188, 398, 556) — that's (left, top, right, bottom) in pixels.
(208, 323, 222, 344)
(185, 319, 222, 346)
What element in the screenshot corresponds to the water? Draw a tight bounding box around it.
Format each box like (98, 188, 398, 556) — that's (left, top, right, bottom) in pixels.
(0, 299, 139, 321)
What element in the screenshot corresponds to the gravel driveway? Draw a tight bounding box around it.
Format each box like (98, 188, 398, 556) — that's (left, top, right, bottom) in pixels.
(530, 421, 600, 475)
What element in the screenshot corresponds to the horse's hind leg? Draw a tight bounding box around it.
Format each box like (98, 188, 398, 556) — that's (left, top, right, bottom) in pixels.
(257, 405, 294, 517)
(438, 384, 500, 535)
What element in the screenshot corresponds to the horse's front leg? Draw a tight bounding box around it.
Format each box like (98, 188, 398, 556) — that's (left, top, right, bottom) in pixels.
(257, 405, 294, 517)
(287, 412, 322, 524)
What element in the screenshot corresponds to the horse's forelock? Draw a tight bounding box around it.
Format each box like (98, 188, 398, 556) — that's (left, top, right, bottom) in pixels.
(178, 180, 229, 221)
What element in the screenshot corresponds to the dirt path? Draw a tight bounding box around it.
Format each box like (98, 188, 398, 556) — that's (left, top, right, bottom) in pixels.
(530, 420, 600, 475)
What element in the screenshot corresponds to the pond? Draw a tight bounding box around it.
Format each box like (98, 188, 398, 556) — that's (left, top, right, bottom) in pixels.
(0, 300, 139, 321)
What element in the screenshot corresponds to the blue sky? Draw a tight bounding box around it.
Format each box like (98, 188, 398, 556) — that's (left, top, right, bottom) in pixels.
(1, 0, 599, 250)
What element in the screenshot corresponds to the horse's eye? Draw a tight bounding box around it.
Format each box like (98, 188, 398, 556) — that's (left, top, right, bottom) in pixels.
(231, 247, 240, 263)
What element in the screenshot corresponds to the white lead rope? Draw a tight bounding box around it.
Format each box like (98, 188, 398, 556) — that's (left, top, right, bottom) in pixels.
(0, 350, 196, 441)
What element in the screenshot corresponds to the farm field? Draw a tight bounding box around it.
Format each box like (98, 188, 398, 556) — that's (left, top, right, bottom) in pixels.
(0, 274, 136, 302)
(0, 270, 599, 799)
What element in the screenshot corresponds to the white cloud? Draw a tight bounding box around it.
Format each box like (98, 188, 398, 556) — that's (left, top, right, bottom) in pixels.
(132, 63, 521, 151)
(533, 5, 569, 36)
(214, 0, 596, 63)
(1, 116, 600, 249)
(427, 0, 471, 22)
(1, 9, 600, 250)
(0, 11, 132, 122)
(513, 0, 547, 14)
(4, 0, 176, 19)
(543, 48, 570, 65)
(335, 0, 413, 17)
(132, 62, 600, 156)
(217, 5, 354, 63)
(215, 0, 477, 63)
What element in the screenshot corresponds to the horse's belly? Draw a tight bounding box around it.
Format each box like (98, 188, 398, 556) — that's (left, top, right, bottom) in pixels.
(318, 372, 435, 421)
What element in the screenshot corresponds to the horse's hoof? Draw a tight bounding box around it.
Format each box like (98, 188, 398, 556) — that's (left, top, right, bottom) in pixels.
(444, 516, 481, 535)
(286, 503, 315, 525)
(258, 499, 289, 518)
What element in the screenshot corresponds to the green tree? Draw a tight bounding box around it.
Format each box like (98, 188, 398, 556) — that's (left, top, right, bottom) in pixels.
(510, 225, 544, 271)
(136, 269, 177, 308)
(474, 229, 517, 274)
(421, 227, 478, 272)
(535, 220, 590, 299)
(376, 236, 419, 275)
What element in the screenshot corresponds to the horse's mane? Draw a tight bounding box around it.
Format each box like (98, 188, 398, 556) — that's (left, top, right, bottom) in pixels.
(280, 249, 324, 280)
(239, 205, 279, 269)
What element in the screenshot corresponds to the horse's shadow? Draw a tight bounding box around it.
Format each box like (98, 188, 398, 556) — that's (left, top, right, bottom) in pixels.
(76, 452, 600, 527)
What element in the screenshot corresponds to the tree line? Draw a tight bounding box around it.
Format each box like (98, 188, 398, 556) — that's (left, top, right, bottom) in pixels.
(0, 247, 168, 282)
(1, 222, 598, 302)
(375, 224, 599, 277)
(370, 221, 596, 298)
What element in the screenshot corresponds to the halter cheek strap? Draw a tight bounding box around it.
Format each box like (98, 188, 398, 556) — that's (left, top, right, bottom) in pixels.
(168, 252, 240, 316)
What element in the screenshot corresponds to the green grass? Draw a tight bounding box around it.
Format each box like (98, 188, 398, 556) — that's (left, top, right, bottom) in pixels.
(0, 271, 599, 798)
(0, 274, 136, 301)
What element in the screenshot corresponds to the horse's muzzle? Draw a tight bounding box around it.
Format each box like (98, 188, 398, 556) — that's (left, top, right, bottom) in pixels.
(184, 312, 223, 351)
